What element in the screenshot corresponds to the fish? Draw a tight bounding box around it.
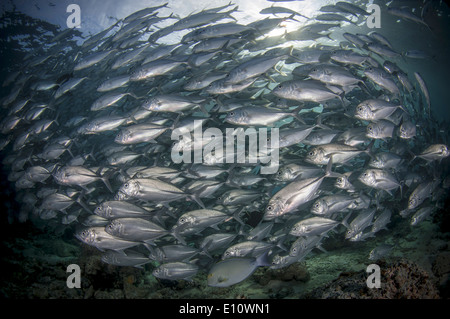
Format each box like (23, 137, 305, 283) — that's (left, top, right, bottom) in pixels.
(368, 152, 403, 169)
(369, 244, 393, 261)
(411, 206, 434, 226)
(358, 169, 401, 195)
(413, 144, 450, 163)
(149, 244, 199, 263)
(366, 120, 396, 140)
(371, 209, 392, 233)
(224, 106, 304, 126)
(152, 262, 199, 281)
(344, 208, 376, 240)
(105, 217, 171, 244)
(75, 227, 141, 252)
(0, 0, 448, 292)
(90, 92, 137, 112)
(364, 67, 400, 96)
(305, 142, 372, 166)
(94, 200, 153, 219)
(116, 178, 195, 204)
(172, 209, 242, 241)
(407, 180, 440, 210)
(290, 217, 341, 237)
(354, 99, 404, 121)
(311, 194, 355, 217)
(52, 165, 113, 192)
(272, 80, 344, 105)
(264, 159, 336, 220)
(54, 77, 87, 99)
(73, 49, 116, 71)
(387, 7, 430, 29)
(101, 250, 152, 268)
(207, 253, 270, 287)
(224, 55, 287, 84)
(414, 72, 431, 117)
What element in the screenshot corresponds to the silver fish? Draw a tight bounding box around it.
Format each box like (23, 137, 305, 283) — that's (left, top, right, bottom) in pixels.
(152, 262, 199, 281)
(290, 217, 340, 237)
(94, 200, 153, 219)
(207, 253, 270, 287)
(358, 169, 401, 195)
(105, 217, 169, 243)
(75, 227, 140, 252)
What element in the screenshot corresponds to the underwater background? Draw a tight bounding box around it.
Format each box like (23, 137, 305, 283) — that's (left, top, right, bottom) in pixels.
(0, 0, 450, 300)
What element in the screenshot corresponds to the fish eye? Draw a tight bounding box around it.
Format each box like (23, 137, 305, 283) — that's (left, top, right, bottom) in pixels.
(368, 126, 373, 131)
(179, 217, 186, 223)
(124, 183, 129, 188)
(358, 106, 363, 111)
(278, 84, 283, 89)
(267, 205, 273, 211)
(337, 177, 343, 183)
(229, 112, 234, 116)
(315, 203, 319, 208)
(309, 151, 314, 156)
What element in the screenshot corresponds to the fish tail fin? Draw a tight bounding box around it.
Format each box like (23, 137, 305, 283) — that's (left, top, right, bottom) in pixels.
(276, 236, 288, 252)
(315, 113, 331, 130)
(281, 13, 298, 23)
(199, 248, 213, 259)
(143, 243, 156, 256)
(170, 113, 181, 130)
(189, 193, 206, 209)
(66, 143, 75, 159)
(365, 139, 376, 158)
(171, 225, 187, 245)
(256, 250, 272, 267)
(198, 103, 209, 116)
(86, 145, 97, 162)
(232, 207, 245, 226)
(325, 157, 341, 178)
(408, 150, 417, 164)
(291, 108, 306, 124)
(100, 169, 115, 193)
(341, 211, 353, 230)
(75, 192, 92, 214)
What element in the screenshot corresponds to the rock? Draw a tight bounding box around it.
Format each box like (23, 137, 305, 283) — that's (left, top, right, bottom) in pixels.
(84, 285, 94, 299)
(432, 252, 450, 277)
(94, 289, 124, 299)
(256, 262, 310, 286)
(303, 259, 440, 299)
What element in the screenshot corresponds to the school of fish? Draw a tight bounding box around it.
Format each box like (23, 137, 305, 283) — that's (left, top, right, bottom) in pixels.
(0, 0, 449, 288)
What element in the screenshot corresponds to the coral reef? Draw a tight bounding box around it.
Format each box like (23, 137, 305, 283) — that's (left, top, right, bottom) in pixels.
(303, 259, 440, 299)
